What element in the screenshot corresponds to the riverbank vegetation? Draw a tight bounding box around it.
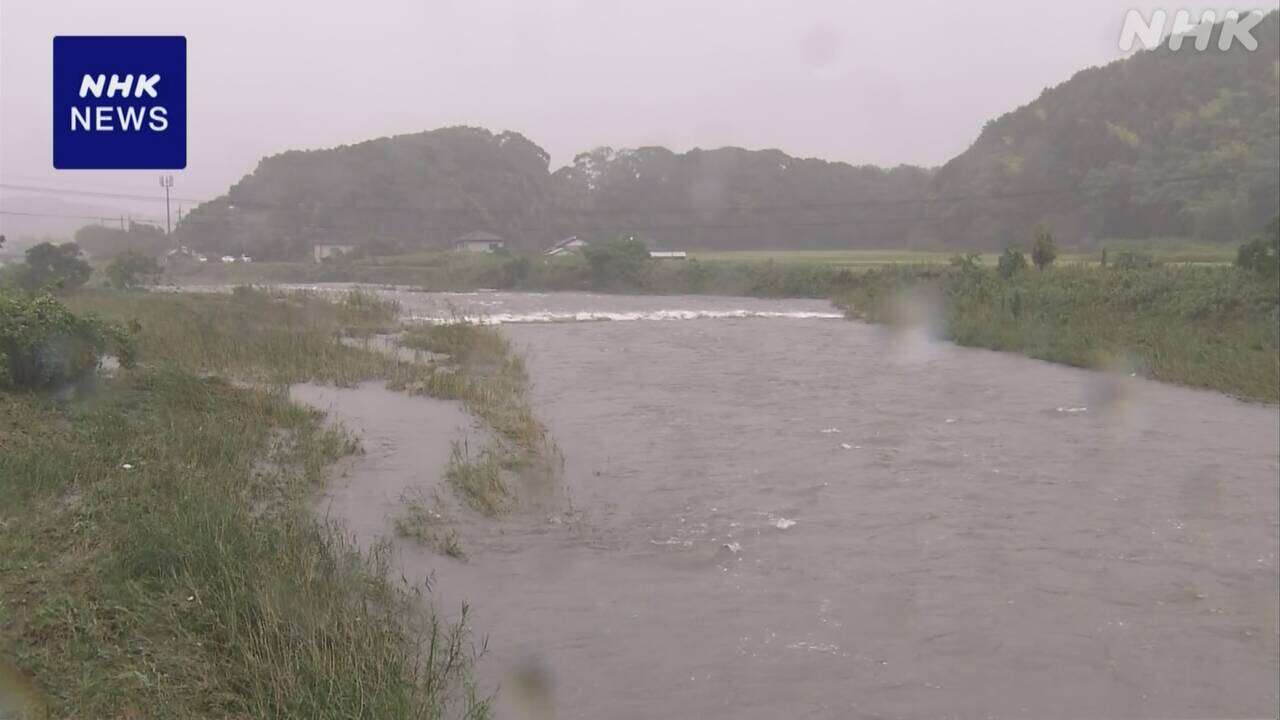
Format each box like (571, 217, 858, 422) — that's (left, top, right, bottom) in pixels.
(165, 234, 1239, 299)
(832, 257, 1279, 402)
(1, 288, 493, 718)
(156, 227, 1280, 404)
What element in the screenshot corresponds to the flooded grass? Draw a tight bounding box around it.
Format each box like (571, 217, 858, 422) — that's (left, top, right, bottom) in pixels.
(397, 323, 558, 514)
(0, 289, 490, 718)
(443, 441, 512, 517)
(394, 491, 466, 559)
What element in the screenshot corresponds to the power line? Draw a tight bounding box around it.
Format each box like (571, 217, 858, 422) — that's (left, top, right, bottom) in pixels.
(0, 182, 207, 204)
(0, 209, 164, 226)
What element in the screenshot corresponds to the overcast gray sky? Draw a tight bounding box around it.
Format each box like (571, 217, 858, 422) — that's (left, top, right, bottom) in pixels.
(2, 0, 1278, 230)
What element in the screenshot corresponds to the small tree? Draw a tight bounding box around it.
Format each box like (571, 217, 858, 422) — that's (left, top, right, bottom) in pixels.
(1031, 227, 1057, 271)
(997, 247, 1027, 278)
(18, 242, 92, 291)
(106, 251, 164, 289)
(1235, 215, 1279, 277)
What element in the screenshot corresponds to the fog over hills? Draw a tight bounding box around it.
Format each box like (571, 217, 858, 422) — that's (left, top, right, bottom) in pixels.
(175, 12, 1279, 258)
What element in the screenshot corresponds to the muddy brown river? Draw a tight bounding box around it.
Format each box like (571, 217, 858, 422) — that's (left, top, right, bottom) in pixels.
(292, 289, 1278, 720)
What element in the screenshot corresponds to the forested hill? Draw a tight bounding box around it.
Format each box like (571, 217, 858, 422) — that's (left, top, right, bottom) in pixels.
(177, 11, 1278, 258)
(177, 128, 573, 259)
(930, 11, 1279, 247)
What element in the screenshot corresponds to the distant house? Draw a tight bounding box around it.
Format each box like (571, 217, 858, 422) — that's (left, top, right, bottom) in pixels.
(452, 230, 505, 253)
(546, 235, 588, 256)
(314, 243, 356, 263)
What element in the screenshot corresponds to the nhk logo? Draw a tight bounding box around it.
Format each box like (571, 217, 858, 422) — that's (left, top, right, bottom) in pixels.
(53, 36, 186, 169)
(1118, 9, 1265, 52)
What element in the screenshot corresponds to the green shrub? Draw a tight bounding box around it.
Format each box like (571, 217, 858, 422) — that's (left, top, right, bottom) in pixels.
(997, 247, 1028, 278)
(0, 291, 135, 390)
(1031, 227, 1058, 270)
(105, 251, 163, 289)
(1235, 216, 1279, 277)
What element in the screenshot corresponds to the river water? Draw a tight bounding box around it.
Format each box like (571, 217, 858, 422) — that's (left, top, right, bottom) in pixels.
(293, 289, 1278, 719)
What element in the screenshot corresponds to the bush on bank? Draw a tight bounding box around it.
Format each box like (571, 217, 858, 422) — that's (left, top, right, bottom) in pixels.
(0, 290, 136, 391)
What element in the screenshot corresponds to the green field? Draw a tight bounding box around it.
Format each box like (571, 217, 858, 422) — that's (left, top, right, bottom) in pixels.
(690, 242, 1237, 267)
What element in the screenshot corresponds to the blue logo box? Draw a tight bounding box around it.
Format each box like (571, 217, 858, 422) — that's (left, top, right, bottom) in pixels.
(53, 36, 186, 169)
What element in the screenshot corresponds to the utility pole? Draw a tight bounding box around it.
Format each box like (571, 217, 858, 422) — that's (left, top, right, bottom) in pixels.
(160, 174, 174, 238)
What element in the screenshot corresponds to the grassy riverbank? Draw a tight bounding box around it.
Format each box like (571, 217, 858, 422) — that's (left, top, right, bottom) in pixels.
(1, 289, 491, 718)
(833, 262, 1280, 402)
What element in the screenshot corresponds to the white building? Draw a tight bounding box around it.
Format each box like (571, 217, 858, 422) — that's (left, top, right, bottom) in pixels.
(452, 230, 505, 253)
(313, 244, 356, 262)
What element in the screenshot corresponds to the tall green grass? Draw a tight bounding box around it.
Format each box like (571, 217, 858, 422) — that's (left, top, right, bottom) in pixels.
(833, 262, 1280, 402)
(1, 288, 491, 718)
(66, 287, 401, 384)
(0, 370, 488, 718)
